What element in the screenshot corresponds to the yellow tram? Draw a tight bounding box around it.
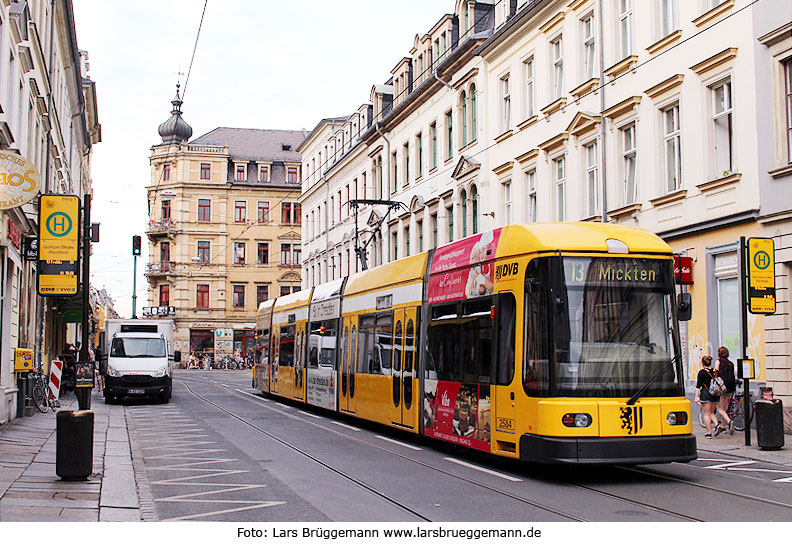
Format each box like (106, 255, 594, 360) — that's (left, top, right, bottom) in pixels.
(254, 223, 696, 464)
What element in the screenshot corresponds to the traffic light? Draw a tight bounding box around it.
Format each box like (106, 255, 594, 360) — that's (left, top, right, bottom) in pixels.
(132, 235, 141, 256)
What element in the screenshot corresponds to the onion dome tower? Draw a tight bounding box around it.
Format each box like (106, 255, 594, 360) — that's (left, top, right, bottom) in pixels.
(157, 84, 193, 145)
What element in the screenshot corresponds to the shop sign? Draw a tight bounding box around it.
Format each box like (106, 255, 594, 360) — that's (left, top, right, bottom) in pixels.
(161, 189, 176, 199)
(22, 236, 38, 261)
(747, 237, 775, 314)
(7, 219, 21, 250)
(673, 256, 693, 284)
(190, 322, 216, 329)
(142, 306, 175, 317)
(0, 151, 41, 210)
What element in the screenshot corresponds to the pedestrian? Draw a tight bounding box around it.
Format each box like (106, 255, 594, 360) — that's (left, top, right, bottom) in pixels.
(715, 346, 736, 435)
(695, 355, 720, 438)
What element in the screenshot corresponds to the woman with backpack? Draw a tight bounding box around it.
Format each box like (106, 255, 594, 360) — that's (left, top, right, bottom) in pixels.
(695, 355, 724, 438)
(715, 346, 736, 435)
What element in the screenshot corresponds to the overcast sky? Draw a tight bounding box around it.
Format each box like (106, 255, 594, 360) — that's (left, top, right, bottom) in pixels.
(72, 0, 450, 318)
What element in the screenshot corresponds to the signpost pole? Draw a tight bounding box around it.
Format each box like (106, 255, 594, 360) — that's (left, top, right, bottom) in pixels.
(132, 254, 138, 319)
(740, 236, 750, 446)
(80, 194, 91, 362)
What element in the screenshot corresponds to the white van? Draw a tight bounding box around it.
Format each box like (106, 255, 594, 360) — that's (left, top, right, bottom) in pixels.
(101, 319, 181, 403)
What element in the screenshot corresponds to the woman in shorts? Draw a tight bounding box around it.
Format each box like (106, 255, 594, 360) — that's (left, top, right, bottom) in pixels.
(695, 355, 720, 438)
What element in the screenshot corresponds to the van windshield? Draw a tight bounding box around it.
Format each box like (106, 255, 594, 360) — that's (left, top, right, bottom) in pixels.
(110, 338, 166, 358)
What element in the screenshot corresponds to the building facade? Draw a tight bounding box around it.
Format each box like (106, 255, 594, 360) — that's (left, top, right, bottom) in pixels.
(0, 0, 100, 424)
(298, 0, 792, 429)
(146, 94, 304, 364)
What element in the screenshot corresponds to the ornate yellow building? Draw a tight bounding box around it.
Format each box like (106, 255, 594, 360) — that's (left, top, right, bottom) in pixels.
(146, 89, 303, 363)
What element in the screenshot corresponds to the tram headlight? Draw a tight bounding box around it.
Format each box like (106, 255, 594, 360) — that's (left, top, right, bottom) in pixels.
(666, 412, 688, 426)
(562, 413, 592, 427)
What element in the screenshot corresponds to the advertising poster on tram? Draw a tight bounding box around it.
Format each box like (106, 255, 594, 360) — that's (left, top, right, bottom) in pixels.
(306, 368, 337, 410)
(428, 228, 502, 304)
(423, 380, 491, 452)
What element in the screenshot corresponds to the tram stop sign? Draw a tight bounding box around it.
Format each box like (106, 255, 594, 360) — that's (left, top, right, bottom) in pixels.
(748, 237, 775, 314)
(37, 194, 80, 296)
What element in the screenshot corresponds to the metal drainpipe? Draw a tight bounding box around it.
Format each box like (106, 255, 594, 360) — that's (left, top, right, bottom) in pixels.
(373, 122, 391, 263)
(36, 0, 58, 371)
(434, 70, 453, 90)
(324, 120, 342, 281)
(598, 0, 608, 223)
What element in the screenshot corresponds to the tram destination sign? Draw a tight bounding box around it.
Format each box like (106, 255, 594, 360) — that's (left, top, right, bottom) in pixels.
(37, 194, 80, 296)
(748, 237, 775, 314)
(563, 257, 667, 288)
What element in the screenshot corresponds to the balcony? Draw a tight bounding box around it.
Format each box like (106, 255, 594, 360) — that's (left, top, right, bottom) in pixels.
(146, 219, 174, 238)
(145, 261, 175, 277)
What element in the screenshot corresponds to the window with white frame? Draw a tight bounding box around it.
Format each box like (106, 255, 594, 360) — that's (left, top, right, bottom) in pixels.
(582, 14, 596, 81)
(619, 0, 633, 59)
(661, 0, 678, 37)
(461, 90, 468, 147)
(501, 75, 511, 132)
(664, 103, 682, 191)
(526, 170, 537, 222)
(235, 163, 246, 182)
(712, 80, 734, 176)
(523, 57, 535, 119)
(554, 157, 566, 221)
(503, 180, 512, 224)
(785, 59, 792, 163)
(551, 36, 564, 100)
(585, 142, 599, 217)
(403, 142, 410, 186)
(622, 123, 638, 204)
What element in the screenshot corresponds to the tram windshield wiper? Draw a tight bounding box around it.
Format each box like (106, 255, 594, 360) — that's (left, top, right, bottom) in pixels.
(626, 356, 678, 406)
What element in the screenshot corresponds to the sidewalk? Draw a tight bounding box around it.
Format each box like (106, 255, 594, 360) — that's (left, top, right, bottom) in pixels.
(691, 413, 792, 467)
(0, 389, 143, 521)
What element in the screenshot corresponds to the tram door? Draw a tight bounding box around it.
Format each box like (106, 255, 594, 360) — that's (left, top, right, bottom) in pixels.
(270, 331, 279, 395)
(391, 308, 416, 429)
(340, 316, 357, 414)
(294, 324, 305, 401)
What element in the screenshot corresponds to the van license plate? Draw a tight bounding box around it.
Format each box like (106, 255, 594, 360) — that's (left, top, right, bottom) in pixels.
(128, 388, 144, 394)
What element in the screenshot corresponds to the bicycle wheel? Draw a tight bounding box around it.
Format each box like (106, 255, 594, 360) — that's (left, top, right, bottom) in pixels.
(732, 398, 746, 432)
(32, 384, 48, 413)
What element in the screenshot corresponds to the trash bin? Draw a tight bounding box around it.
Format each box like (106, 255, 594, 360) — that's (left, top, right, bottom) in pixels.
(755, 399, 785, 451)
(56, 410, 94, 480)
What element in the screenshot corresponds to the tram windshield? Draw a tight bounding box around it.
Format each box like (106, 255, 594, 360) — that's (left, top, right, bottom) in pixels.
(524, 256, 683, 398)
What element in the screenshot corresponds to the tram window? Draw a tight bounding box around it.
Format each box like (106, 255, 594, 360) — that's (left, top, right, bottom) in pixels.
(342, 327, 349, 373)
(375, 312, 393, 375)
(404, 320, 414, 374)
(428, 303, 460, 382)
(393, 320, 403, 372)
(461, 298, 493, 383)
(278, 325, 296, 367)
(358, 314, 376, 374)
(351, 326, 357, 373)
(496, 293, 516, 385)
(524, 260, 551, 396)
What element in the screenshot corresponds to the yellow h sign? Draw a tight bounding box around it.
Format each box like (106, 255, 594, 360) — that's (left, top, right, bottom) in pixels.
(38, 194, 80, 296)
(748, 237, 776, 314)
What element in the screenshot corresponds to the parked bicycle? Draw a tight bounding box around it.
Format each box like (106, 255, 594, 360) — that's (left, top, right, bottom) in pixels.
(30, 371, 58, 413)
(698, 381, 755, 432)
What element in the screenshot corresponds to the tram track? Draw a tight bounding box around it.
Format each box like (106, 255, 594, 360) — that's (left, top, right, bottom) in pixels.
(611, 464, 792, 512)
(182, 381, 433, 522)
(180, 375, 707, 522)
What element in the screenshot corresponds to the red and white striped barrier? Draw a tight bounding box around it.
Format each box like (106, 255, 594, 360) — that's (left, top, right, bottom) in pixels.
(49, 360, 63, 400)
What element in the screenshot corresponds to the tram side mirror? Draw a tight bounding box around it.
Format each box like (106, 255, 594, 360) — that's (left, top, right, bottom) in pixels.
(174, 350, 182, 363)
(677, 293, 692, 322)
